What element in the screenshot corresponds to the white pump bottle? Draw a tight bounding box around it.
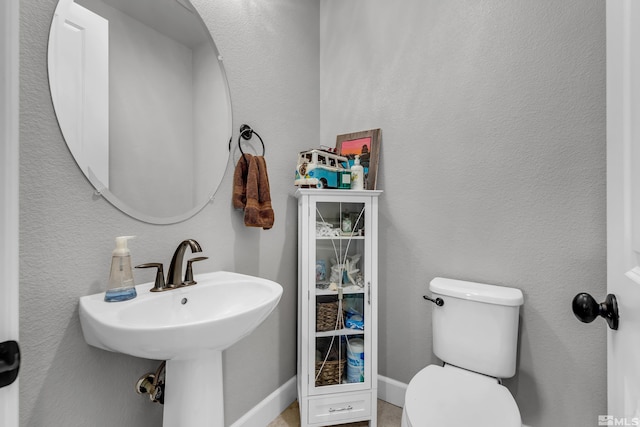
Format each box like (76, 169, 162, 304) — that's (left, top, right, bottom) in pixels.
(350, 155, 364, 190)
(105, 236, 137, 302)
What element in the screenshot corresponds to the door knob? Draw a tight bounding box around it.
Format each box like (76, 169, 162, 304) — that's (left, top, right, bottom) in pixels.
(0, 340, 20, 388)
(572, 293, 619, 330)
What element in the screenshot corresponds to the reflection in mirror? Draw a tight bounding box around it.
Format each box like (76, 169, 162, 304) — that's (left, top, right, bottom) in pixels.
(48, 0, 232, 224)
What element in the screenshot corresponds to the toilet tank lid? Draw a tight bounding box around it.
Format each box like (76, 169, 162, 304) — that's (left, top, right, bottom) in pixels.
(430, 277, 524, 306)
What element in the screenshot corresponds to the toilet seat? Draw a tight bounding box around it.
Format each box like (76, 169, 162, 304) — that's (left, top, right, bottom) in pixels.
(403, 365, 521, 427)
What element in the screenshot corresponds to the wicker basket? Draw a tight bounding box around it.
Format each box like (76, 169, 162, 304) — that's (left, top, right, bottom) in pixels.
(316, 301, 344, 332)
(315, 355, 345, 386)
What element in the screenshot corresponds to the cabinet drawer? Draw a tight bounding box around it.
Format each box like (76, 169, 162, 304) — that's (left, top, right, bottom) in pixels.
(308, 392, 372, 425)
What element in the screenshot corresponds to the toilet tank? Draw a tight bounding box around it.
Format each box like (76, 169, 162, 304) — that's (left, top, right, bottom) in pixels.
(430, 277, 524, 379)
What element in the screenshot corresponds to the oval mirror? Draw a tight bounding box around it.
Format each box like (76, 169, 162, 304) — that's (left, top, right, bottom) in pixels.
(47, 0, 232, 224)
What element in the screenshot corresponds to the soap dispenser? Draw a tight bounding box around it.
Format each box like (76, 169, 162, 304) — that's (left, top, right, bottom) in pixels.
(105, 236, 137, 302)
(350, 155, 364, 190)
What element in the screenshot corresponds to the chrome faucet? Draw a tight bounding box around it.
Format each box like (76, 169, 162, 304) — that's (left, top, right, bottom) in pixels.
(166, 239, 203, 288)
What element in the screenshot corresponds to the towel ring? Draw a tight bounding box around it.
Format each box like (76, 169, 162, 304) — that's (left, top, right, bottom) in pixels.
(231, 124, 265, 166)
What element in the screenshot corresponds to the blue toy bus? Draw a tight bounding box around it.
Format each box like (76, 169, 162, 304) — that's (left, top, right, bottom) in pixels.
(295, 149, 351, 189)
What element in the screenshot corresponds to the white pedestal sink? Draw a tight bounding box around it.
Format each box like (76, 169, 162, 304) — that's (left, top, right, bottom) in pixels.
(79, 271, 283, 427)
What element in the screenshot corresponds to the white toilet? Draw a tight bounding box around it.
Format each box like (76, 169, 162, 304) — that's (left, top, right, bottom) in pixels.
(402, 277, 524, 427)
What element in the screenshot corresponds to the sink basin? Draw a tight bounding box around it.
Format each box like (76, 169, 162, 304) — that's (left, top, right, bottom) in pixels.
(79, 271, 283, 360)
(79, 270, 283, 427)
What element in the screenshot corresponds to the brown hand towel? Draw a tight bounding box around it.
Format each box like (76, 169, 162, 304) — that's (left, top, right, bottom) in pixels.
(244, 155, 275, 229)
(232, 154, 253, 210)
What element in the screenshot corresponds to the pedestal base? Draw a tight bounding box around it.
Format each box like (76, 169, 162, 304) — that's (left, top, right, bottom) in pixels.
(163, 351, 224, 427)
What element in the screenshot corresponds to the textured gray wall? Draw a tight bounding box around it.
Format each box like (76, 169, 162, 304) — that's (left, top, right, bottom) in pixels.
(320, 1, 606, 426)
(21, 0, 607, 425)
(20, 0, 318, 426)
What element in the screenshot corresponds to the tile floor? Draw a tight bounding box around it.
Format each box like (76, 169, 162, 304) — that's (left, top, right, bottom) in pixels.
(267, 399, 402, 427)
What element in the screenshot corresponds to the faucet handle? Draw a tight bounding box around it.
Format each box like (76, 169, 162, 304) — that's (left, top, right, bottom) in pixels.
(184, 257, 208, 286)
(135, 263, 166, 292)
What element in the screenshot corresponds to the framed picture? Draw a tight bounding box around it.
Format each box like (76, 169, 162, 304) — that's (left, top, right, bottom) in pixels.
(335, 128, 381, 190)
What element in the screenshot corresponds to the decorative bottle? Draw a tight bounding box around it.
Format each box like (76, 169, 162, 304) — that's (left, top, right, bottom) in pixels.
(350, 155, 364, 190)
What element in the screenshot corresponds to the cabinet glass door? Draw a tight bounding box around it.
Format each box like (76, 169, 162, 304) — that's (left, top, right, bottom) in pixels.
(311, 200, 370, 393)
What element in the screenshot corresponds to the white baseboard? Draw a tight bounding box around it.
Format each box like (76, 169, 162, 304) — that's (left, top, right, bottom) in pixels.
(230, 375, 408, 427)
(377, 375, 407, 408)
(229, 376, 529, 427)
(229, 376, 406, 427)
(230, 376, 297, 427)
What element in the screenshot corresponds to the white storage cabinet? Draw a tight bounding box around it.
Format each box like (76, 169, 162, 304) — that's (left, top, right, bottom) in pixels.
(296, 189, 382, 427)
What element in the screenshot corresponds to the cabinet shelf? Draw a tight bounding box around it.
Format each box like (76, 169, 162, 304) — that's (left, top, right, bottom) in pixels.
(315, 286, 365, 296)
(316, 328, 365, 338)
(316, 235, 365, 241)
